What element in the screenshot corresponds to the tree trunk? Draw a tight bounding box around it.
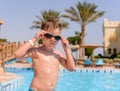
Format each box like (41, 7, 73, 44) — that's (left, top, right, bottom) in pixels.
(81, 24, 85, 60)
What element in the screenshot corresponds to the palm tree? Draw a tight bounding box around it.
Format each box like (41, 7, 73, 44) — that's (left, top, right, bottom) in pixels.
(62, 1, 105, 59)
(31, 9, 68, 30)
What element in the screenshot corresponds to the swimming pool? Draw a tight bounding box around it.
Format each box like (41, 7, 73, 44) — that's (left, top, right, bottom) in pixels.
(6, 68, 120, 91)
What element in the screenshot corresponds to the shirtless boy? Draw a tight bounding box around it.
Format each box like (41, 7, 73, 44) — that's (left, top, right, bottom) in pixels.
(14, 19, 75, 91)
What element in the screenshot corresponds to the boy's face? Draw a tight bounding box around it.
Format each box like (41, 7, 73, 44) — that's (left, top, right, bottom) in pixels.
(42, 28, 61, 49)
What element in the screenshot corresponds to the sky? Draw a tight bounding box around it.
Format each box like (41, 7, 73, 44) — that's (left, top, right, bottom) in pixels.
(0, 0, 120, 55)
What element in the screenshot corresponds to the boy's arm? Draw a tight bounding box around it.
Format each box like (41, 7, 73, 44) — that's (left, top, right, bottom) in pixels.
(59, 37, 75, 71)
(59, 48, 75, 71)
(14, 30, 46, 58)
(14, 38, 36, 58)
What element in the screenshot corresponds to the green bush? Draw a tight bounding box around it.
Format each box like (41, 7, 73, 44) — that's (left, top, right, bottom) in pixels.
(85, 48, 92, 58)
(94, 55, 101, 58)
(117, 54, 120, 58)
(0, 38, 7, 42)
(110, 54, 117, 59)
(94, 53, 103, 58)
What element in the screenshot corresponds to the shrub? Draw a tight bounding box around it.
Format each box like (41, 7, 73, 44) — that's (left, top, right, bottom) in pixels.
(110, 54, 117, 59)
(117, 54, 120, 58)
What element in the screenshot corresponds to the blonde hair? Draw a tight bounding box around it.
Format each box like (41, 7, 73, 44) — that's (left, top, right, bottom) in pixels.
(41, 19, 61, 31)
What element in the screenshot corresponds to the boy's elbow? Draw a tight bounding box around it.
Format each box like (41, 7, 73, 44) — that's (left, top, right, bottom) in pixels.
(14, 52, 22, 58)
(14, 52, 19, 58)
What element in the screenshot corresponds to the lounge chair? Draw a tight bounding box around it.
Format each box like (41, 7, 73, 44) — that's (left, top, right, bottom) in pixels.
(115, 62, 120, 68)
(95, 59, 104, 67)
(83, 59, 92, 67)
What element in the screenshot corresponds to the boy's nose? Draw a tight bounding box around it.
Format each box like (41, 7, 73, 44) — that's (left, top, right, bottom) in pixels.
(51, 37, 56, 41)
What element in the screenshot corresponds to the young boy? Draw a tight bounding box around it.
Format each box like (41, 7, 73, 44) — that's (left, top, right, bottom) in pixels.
(14, 20, 75, 91)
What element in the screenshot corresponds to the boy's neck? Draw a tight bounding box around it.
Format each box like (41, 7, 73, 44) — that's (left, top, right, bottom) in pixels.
(42, 45, 54, 52)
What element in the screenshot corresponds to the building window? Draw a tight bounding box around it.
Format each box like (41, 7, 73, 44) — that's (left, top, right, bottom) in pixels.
(113, 48, 117, 54)
(108, 48, 111, 54)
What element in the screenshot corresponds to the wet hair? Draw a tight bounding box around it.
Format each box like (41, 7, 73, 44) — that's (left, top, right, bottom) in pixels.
(41, 19, 61, 31)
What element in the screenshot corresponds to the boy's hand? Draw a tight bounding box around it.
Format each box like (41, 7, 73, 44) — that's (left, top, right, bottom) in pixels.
(60, 36, 69, 49)
(34, 30, 46, 41)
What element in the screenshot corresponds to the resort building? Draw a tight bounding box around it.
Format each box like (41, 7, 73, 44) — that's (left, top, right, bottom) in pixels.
(103, 18, 120, 57)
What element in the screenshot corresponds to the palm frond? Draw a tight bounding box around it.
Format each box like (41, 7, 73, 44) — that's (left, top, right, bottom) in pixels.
(63, 1, 105, 26)
(87, 11, 105, 24)
(31, 9, 69, 30)
(61, 6, 81, 24)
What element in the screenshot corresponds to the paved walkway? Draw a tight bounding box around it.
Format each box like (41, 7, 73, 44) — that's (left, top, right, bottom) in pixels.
(0, 72, 17, 82)
(0, 58, 32, 83)
(5, 62, 32, 68)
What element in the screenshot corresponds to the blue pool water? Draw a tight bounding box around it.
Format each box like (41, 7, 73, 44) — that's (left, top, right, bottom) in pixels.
(5, 58, 120, 91)
(6, 69, 120, 91)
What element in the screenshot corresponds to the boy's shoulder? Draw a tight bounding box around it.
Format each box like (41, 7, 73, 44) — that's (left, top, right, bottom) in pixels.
(28, 46, 40, 52)
(54, 49, 63, 56)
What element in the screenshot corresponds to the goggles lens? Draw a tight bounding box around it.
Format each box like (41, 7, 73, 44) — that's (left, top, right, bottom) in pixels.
(44, 33, 61, 40)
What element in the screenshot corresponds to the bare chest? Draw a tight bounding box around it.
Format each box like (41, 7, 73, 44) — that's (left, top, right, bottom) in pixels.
(32, 52, 60, 68)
